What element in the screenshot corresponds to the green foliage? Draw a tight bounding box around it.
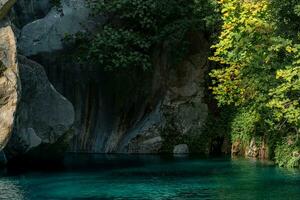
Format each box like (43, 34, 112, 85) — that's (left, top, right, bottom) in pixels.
(230, 108, 261, 145)
(275, 137, 300, 168)
(210, 0, 300, 167)
(50, 0, 61, 7)
(75, 27, 152, 71)
(191, 107, 233, 154)
(268, 64, 300, 129)
(68, 0, 219, 71)
(270, 0, 300, 39)
(210, 0, 274, 107)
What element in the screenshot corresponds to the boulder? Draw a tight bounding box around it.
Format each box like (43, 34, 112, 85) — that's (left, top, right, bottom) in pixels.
(173, 144, 189, 154)
(4, 55, 74, 160)
(0, 21, 19, 150)
(0, 0, 16, 20)
(18, 0, 98, 56)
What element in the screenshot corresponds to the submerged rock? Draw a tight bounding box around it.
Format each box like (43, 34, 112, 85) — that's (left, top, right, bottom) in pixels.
(0, 20, 19, 151)
(4, 55, 74, 161)
(173, 144, 189, 154)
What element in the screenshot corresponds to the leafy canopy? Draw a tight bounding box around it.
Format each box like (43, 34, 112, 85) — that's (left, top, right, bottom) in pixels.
(68, 0, 218, 71)
(210, 0, 300, 166)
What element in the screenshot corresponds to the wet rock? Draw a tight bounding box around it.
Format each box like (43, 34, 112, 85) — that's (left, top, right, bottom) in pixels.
(119, 104, 164, 153)
(173, 144, 189, 154)
(126, 135, 163, 154)
(247, 138, 259, 158)
(246, 137, 269, 159)
(231, 141, 242, 156)
(232, 137, 269, 160)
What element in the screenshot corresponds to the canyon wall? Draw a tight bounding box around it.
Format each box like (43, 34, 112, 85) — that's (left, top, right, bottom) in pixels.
(0, 0, 214, 164)
(14, 0, 211, 154)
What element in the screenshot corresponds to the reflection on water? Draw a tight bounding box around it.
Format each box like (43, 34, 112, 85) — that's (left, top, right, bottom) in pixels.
(0, 154, 299, 200)
(0, 178, 24, 200)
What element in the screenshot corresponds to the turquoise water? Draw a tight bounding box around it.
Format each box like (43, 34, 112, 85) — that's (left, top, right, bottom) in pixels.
(0, 154, 300, 200)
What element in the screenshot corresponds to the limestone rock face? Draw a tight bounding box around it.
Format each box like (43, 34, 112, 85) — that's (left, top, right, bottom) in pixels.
(120, 105, 164, 153)
(18, 0, 96, 56)
(15, 0, 209, 154)
(246, 137, 269, 159)
(0, 21, 19, 151)
(55, 32, 209, 154)
(122, 33, 209, 153)
(232, 137, 269, 160)
(126, 136, 163, 154)
(246, 138, 259, 158)
(231, 141, 242, 156)
(0, 0, 16, 20)
(1, 0, 211, 158)
(173, 144, 189, 154)
(4, 56, 75, 160)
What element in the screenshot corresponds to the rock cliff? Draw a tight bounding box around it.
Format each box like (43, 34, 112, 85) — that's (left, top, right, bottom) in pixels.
(0, 0, 214, 163)
(1, 0, 75, 163)
(13, 0, 210, 154)
(122, 33, 209, 153)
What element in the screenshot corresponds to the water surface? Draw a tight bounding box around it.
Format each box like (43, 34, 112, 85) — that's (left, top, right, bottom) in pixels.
(0, 154, 299, 199)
